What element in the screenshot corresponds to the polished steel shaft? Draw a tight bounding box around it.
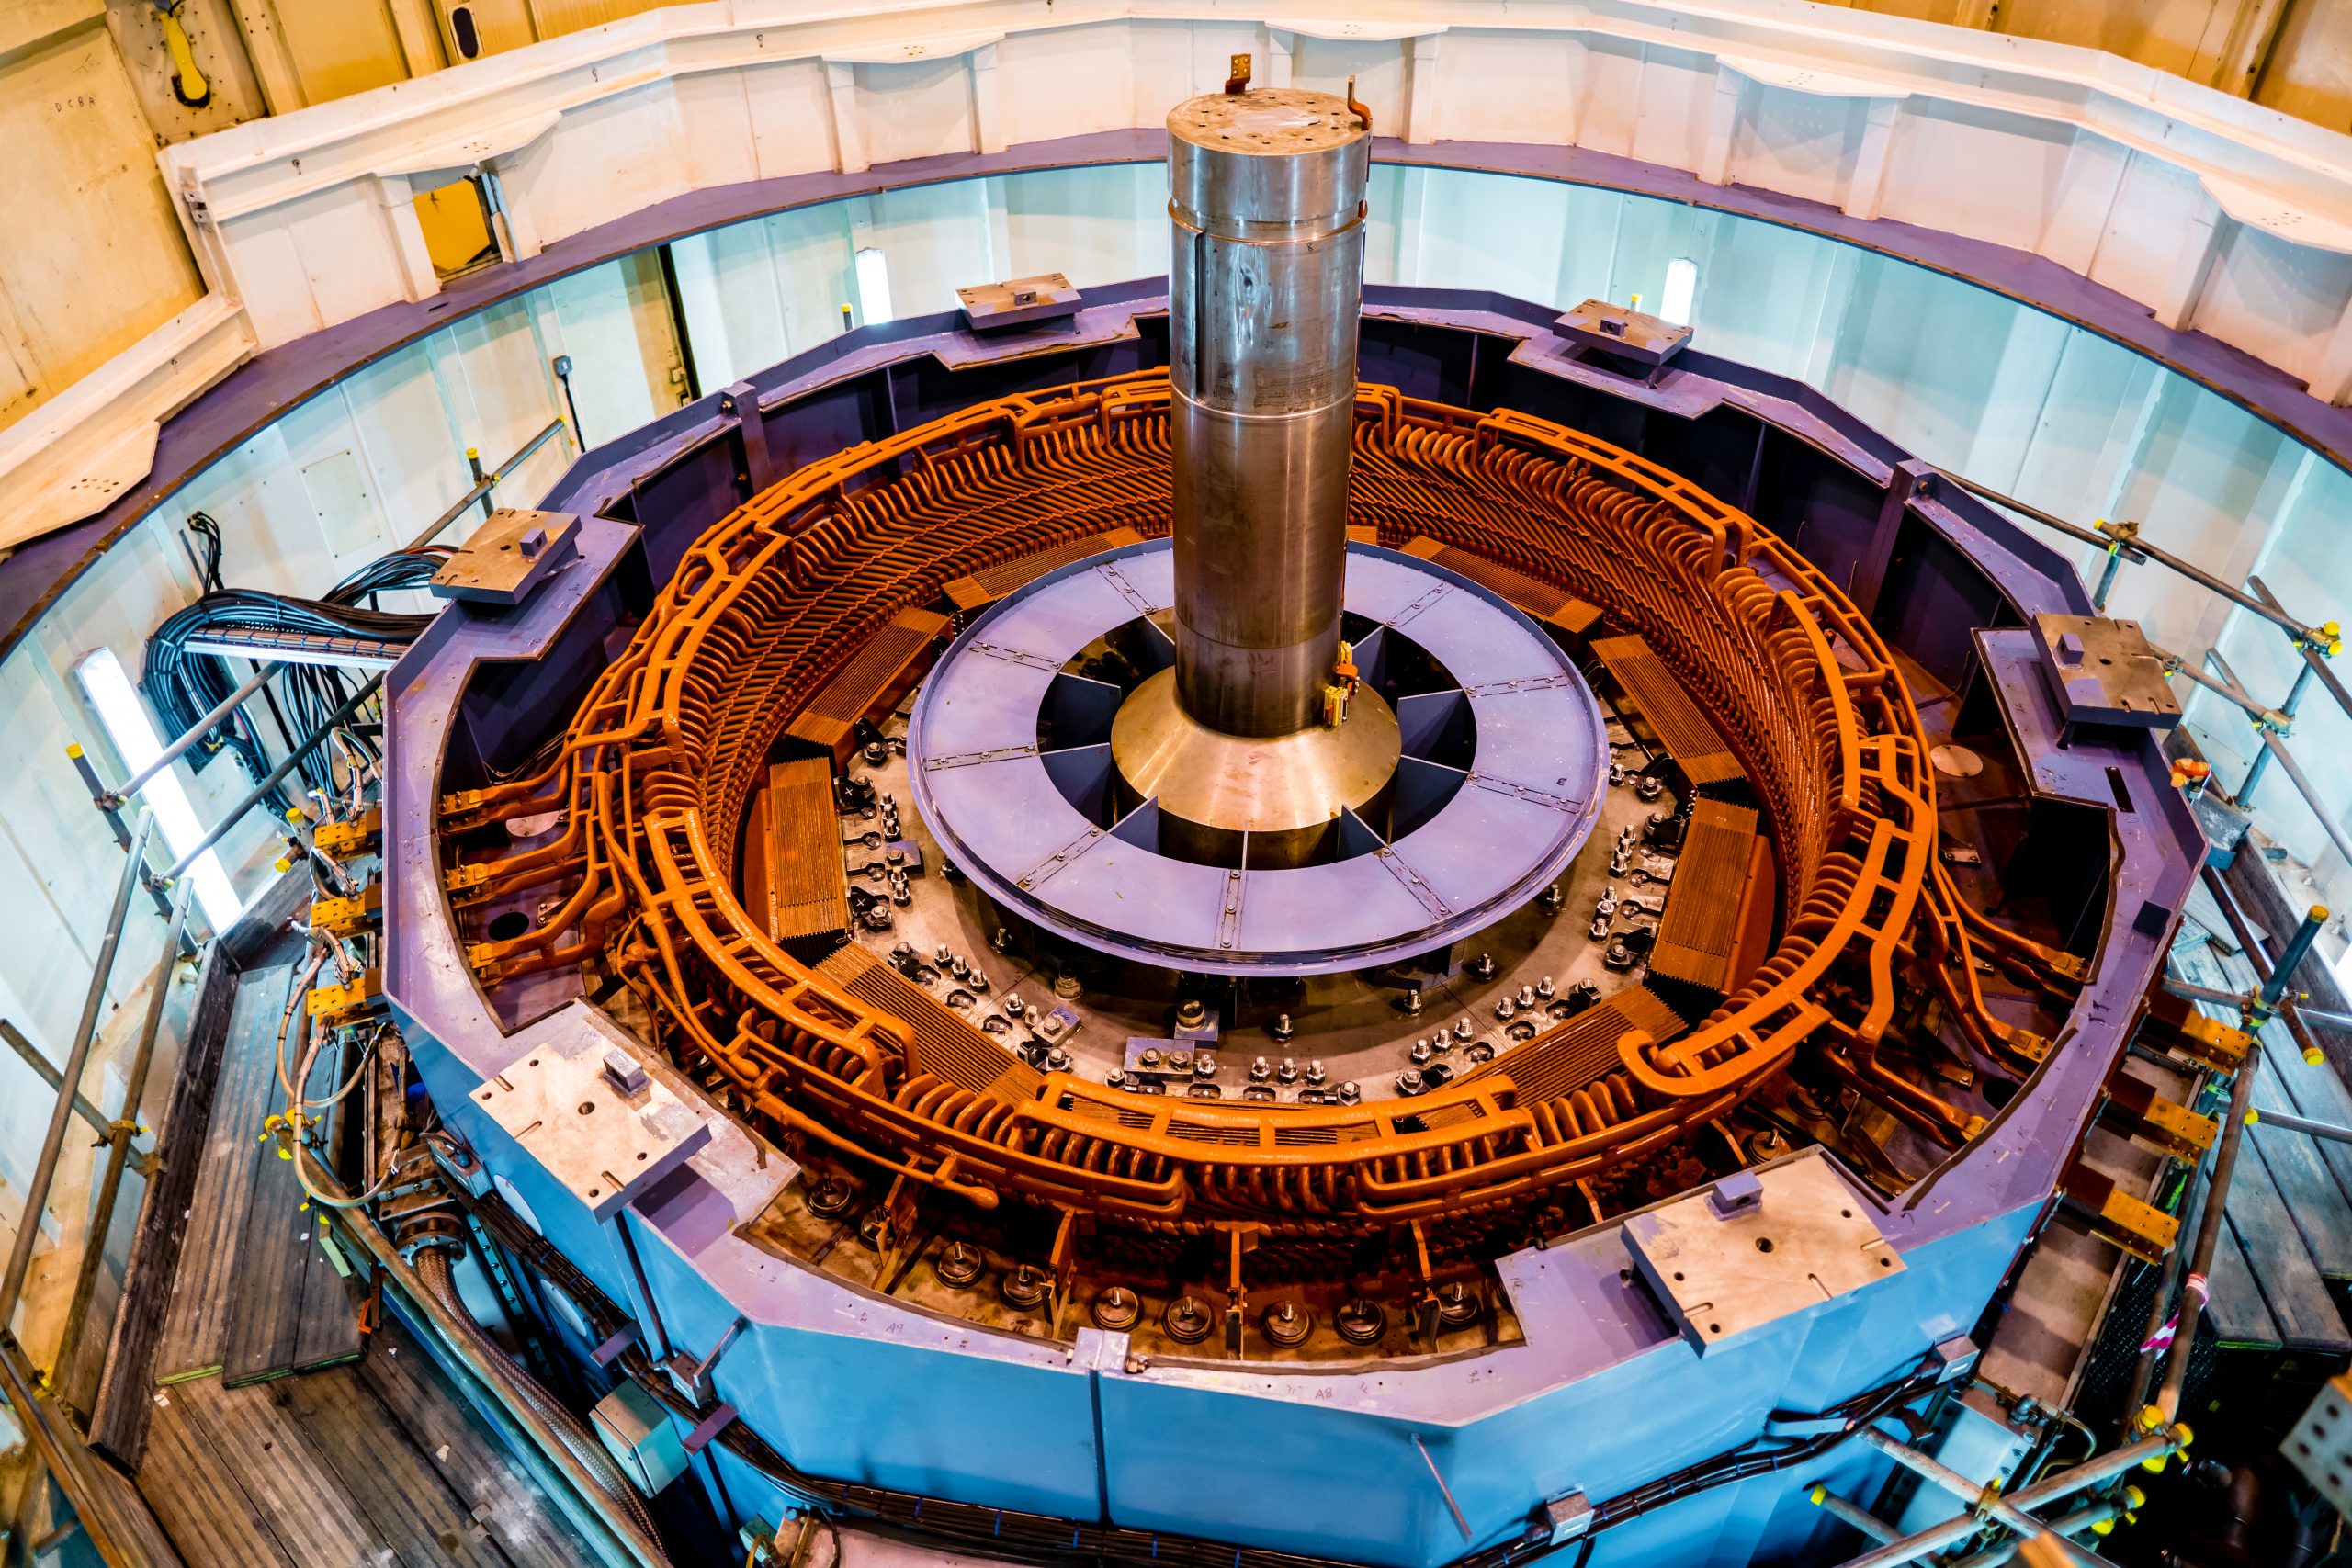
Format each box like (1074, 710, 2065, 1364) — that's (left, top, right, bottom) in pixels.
(1167, 87, 1370, 737)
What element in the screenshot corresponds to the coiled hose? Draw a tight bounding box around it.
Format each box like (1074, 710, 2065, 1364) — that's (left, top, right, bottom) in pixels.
(413, 1246, 668, 1556)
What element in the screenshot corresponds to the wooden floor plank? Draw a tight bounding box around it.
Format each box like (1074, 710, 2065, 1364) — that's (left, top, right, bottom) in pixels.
(2217, 1112, 2351, 1351)
(137, 1390, 297, 1568)
(226, 1029, 364, 1383)
(175, 1376, 397, 1568)
(91, 948, 241, 1464)
(155, 964, 297, 1378)
(2257, 1016, 2352, 1210)
(359, 1320, 597, 1568)
(278, 1365, 514, 1568)
(2205, 1221, 2281, 1349)
(2247, 1052, 2352, 1279)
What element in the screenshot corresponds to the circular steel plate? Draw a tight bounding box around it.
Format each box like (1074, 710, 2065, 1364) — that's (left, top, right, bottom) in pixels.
(905, 541, 1610, 976)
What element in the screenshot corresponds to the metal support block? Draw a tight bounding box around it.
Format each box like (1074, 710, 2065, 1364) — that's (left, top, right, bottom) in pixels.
(956, 273, 1081, 332)
(307, 970, 385, 1030)
(468, 1014, 710, 1222)
(314, 806, 382, 858)
(1554, 299, 1691, 384)
(2057, 1161, 2179, 1264)
(430, 508, 580, 604)
(2031, 614, 2181, 736)
(1623, 1152, 1904, 1348)
(2141, 989, 2253, 1072)
(2101, 1076, 2218, 1163)
(2281, 1372, 2352, 1515)
(311, 884, 382, 938)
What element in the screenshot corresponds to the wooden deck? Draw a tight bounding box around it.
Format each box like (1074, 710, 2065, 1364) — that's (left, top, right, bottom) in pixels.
(107, 942, 598, 1566)
(139, 1316, 594, 1568)
(2175, 892, 2352, 1355)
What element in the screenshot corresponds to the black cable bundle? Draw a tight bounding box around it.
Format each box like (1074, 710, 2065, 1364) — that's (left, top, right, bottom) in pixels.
(140, 515, 454, 804)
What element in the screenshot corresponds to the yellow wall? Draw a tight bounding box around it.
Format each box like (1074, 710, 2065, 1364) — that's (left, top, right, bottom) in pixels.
(0, 9, 210, 433)
(7, 0, 2352, 442)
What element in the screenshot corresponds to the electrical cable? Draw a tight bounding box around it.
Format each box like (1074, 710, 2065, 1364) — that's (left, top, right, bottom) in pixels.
(413, 1246, 668, 1552)
(140, 535, 452, 806)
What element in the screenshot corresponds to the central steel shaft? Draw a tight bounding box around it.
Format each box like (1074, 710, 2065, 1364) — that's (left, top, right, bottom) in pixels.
(1167, 87, 1370, 738)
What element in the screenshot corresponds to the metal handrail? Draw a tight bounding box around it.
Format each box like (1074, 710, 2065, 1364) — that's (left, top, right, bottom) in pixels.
(53, 879, 192, 1394)
(2204, 648, 2352, 874)
(402, 416, 569, 553)
(154, 673, 383, 886)
(99, 660, 284, 809)
(1937, 467, 2335, 649)
(0, 814, 154, 1329)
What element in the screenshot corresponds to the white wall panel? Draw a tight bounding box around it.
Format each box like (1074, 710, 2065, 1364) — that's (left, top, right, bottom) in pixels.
(995, 22, 1136, 150)
(848, 57, 976, 169)
(1434, 30, 1581, 149)
(673, 67, 764, 192)
(501, 81, 690, 252)
(2101, 380, 2289, 656)
(1574, 36, 1645, 160)
(1877, 98, 2079, 254)
(343, 342, 484, 542)
(2004, 330, 2160, 524)
(860, 181, 1000, 319)
(1686, 218, 1845, 379)
(542, 253, 681, 446)
(1289, 37, 1407, 115)
(1629, 46, 1718, 175)
(1602, 194, 1702, 321)
(741, 60, 842, 182)
(1728, 84, 1865, 211)
(2192, 224, 2352, 390)
(2086, 152, 2215, 316)
(1406, 172, 1574, 308)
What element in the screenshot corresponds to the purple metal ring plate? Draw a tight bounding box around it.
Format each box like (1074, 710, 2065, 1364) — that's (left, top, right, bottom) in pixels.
(905, 540, 1609, 976)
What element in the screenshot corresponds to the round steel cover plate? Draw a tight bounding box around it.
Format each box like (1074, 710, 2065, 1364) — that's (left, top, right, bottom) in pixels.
(904, 541, 1611, 976)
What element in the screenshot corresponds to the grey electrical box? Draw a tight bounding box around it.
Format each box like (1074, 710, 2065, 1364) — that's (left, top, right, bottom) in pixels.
(592, 1381, 688, 1495)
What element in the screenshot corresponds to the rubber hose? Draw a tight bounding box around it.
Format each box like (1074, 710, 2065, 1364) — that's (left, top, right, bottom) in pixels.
(414, 1247, 667, 1553)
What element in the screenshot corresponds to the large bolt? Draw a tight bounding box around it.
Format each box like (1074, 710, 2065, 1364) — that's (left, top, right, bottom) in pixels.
(1163, 1294, 1214, 1344)
(1002, 1264, 1050, 1309)
(1261, 1300, 1312, 1348)
(936, 1240, 984, 1288)
(1092, 1286, 1142, 1331)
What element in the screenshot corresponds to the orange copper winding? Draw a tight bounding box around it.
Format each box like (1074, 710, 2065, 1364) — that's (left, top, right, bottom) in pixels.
(436, 372, 2071, 1260)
